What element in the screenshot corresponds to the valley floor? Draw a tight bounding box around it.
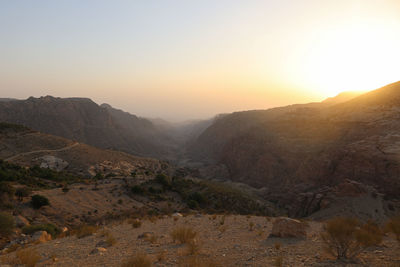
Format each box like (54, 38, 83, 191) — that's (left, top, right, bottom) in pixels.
(1, 215, 399, 267)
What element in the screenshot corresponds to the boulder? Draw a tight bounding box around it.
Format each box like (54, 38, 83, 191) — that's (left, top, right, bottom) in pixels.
(269, 217, 307, 238)
(32, 231, 52, 243)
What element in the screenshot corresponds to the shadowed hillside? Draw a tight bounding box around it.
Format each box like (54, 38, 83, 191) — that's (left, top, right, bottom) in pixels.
(187, 82, 400, 216)
(0, 96, 175, 159)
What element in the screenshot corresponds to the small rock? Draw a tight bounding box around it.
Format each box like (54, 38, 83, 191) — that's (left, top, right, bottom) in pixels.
(32, 231, 52, 243)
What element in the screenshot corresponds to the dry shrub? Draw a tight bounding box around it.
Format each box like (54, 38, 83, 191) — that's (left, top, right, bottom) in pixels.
(156, 250, 167, 262)
(211, 214, 217, 220)
(171, 226, 197, 244)
(129, 219, 142, 228)
(179, 256, 219, 267)
(219, 215, 225, 226)
(105, 233, 117, 246)
(148, 216, 158, 224)
(385, 216, 400, 242)
(145, 234, 158, 244)
(75, 225, 99, 239)
(274, 242, 281, 250)
(219, 225, 228, 234)
(257, 230, 264, 237)
(273, 255, 283, 267)
(186, 239, 201, 255)
(321, 217, 383, 260)
(16, 248, 41, 267)
(249, 221, 254, 231)
(121, 253, 152, 267)
(99, 229, 117, 246)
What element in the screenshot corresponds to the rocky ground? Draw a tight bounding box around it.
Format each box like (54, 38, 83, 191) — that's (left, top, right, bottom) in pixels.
(1, 215, 399, 267)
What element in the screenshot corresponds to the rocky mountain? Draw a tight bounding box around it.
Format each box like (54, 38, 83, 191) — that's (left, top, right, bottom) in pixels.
(0, 122, 164, 178)
(187, 81, 400, 216)
(0, 96, 174, 159)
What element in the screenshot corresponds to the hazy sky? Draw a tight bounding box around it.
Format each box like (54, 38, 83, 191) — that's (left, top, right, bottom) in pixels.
(1, 0, 399, 121)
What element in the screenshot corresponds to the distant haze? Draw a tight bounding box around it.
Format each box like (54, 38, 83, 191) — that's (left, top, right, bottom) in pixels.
(1, 1, 399, 121)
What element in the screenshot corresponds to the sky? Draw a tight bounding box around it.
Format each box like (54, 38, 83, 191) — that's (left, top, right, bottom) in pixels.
(0, 0, 399, 121)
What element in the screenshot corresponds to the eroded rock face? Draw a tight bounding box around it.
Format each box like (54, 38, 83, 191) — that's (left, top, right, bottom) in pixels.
(269, 217, 307, 238)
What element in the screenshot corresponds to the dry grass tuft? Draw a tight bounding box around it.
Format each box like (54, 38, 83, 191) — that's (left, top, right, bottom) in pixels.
(16, 248, 41, 267)
(121, 253, 152, 267)
(129, 219, 142, 228)
(156, 250, 167, 262)
(249, 221, 254, 231)
(273, 255, 283, 267)
(171, 226, 197, 244)
(75, 225, 99, 239)
(179, 256, 219, 267)
(185, 239, 201, 255)
(219, 215, 225, 226)
(274, 242, 281, 250)
(385, 216, 400, 242)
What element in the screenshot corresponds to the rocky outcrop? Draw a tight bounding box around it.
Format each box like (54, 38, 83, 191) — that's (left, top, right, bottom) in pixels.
(269, 217, 307, 238)
(39, 156, 69, 171)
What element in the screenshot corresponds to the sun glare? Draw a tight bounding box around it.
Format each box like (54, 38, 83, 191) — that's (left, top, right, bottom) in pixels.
(295, 20, 400, 97)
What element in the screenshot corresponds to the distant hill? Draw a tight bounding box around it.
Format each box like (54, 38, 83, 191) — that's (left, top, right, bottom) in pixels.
(187, 81, 400, 216)
(0, 122, 163, 177)
(0, 96, 175, 159)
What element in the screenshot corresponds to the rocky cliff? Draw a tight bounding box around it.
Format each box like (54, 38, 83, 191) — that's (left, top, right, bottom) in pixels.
(188, 81, 400, 215)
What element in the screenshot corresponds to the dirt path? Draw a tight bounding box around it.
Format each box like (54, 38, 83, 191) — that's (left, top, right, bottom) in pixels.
(4, 142, 79, 161)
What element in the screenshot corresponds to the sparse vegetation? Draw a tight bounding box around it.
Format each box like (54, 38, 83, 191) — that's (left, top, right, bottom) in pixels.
(178, 256, 219, 267)
(0, 212, 15, 237)
(15, 248, 41, 267)
(171, 226, 197, 244)
(385, 216, 400, 242)
(129, 219, 142, 228)
(121, 253, 152, 267)
(321, 217, 383, 260)
(75, 225, 99, 239)
(22, 223, 60, 238)
(31, 194, 50, 209)
(15, 186, 31, 201)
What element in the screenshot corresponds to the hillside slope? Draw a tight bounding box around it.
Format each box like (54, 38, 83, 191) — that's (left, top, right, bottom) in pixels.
(0, 96, 174, 159)
(187, 82, 400, 215)
(0, 122, 164, 178)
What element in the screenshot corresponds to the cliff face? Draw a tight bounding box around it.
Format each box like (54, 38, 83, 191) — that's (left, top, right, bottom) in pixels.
(0, 96, 173, 158)
(188, 82, 400, 202)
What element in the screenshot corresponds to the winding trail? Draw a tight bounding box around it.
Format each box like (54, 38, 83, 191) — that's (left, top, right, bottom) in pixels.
(4, 142, 79, 162)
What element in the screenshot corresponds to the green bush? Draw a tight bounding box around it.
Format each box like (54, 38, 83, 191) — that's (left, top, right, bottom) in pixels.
(22, 223, 60, 238)
(0, 212, 15, 237)
(187, 200, 199, 209)
(31, 194, 50, 209)
(0, 182, 15, 197)
(155, 174, 171, 188)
